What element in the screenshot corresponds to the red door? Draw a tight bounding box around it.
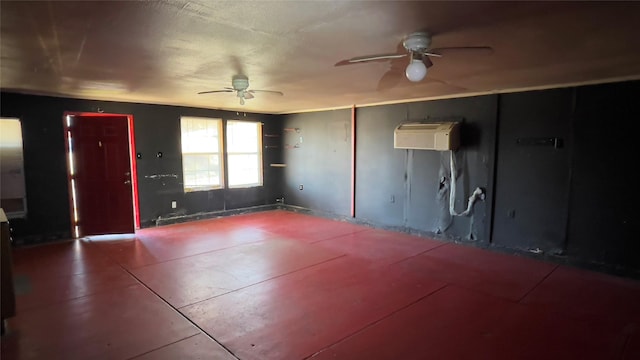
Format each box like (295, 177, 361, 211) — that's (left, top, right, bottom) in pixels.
(68, 115, 135, 236)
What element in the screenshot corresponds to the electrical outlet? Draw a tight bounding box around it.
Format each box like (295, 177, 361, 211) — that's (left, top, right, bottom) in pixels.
(390, 195, 395, 203)
(171, 201, 177, 209)
(299, 184, 303, 190)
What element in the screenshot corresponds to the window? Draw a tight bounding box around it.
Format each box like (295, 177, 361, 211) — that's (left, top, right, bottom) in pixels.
(226, 120, 263, 188)
(0, 118, 27, 218)
(180, 117, 223, 191)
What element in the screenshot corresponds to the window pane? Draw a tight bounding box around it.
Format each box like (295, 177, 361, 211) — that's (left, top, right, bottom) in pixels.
(194, 155, 209, 170)
(208, 171, 219, 185)
(181, 117, 220, 153)
(195, 171, 210, 185)
(183, 156, 196, 172)
(180, 117, 223, 191)
(227, 121, 259, 152)
(228, 154, 259, 186)
(208, 154, 219, 168)
(226, 121, 262, 188)
(184, 172, 196, 186)
(1, 118, 27, 218)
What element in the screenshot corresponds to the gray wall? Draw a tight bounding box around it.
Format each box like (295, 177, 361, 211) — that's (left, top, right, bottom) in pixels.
(281, 81, 640, 277)
(355, 96, 497, 243)
(282, 96, 497, 243)
(3, 80, 638, 277)
(493, 88, 573, 255)
(0, 92, 282, 242)
(280, 109, 352, 216)
(567, 81, 639, 272)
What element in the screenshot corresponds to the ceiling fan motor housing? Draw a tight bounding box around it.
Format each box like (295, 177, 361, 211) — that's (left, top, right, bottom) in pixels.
(232, 75, 250, 91)
(403, 32, 432, 53)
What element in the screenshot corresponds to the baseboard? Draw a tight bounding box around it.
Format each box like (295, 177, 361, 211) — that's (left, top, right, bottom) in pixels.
(152, 204, 281, 227)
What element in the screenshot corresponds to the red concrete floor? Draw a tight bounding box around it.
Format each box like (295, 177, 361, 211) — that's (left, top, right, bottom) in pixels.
(1, 210, 639, 359)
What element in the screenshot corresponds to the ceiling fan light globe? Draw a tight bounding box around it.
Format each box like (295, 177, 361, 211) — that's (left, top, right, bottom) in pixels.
(405, 59, 427, 82)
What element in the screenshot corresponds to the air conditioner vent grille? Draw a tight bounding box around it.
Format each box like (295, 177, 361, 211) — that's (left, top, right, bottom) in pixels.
(394, 121, 460, 151)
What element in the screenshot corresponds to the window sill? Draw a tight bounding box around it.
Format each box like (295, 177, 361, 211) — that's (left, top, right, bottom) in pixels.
(228, 184, 263, 189)
(184, 186, 223, 193)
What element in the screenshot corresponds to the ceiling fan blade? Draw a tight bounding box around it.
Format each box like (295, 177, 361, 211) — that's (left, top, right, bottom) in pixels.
(424, 56, 433, 68)
(349, 53, 408, 62)
(424, 77, 469, 91)
(335, 53, 407, 66)
(426, 46, 494, 57)
(376, 56, 405, 91)
(244, 92, 255, 99)
(422, 52, 443, 58)
(376, 68, 402, 92)
(197, 89, 234, 94)
(249, 89, 284, 96)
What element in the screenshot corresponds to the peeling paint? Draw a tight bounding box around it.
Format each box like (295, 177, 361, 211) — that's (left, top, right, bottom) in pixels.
(144, 174, 178, 179)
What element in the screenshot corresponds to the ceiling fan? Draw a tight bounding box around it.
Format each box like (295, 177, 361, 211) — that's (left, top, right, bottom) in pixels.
(198, 74, 284, 105)
(335, 31, 493, 90)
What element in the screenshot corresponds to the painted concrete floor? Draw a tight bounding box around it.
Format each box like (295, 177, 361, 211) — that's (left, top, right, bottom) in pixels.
(1, 210, 639, 359)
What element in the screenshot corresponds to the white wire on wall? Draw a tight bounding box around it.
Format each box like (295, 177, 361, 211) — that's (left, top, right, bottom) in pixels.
(449, 150, 485, 217)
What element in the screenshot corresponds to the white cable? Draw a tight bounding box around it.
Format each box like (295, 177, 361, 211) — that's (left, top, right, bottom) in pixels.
(449, 150, 484, 217)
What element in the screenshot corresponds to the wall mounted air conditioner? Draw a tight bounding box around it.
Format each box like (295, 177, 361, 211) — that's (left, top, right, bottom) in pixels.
(394, 122, 460, 151)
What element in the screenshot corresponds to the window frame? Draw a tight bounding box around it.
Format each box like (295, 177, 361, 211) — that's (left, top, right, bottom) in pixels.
(180, 116, 224, 192)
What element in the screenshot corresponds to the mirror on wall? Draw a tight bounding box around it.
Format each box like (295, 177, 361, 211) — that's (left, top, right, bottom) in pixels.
(0, 118, 27, 219)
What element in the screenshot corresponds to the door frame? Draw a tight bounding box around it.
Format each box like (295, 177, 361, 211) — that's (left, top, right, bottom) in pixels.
(63, 111, 140, 238)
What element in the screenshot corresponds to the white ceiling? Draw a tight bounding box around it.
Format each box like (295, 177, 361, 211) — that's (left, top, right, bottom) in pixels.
(2, 1, 640, 114)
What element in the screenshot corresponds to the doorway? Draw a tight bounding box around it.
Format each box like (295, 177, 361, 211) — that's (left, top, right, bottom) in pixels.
(63, 112, 140, 237)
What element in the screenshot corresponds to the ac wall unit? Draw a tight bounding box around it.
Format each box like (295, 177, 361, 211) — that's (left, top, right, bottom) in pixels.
(394, 122, 460, 151)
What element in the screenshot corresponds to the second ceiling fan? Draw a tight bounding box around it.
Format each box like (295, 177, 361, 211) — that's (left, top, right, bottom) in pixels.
(335, 31, 493, 90)
(198, 74, 284, 105)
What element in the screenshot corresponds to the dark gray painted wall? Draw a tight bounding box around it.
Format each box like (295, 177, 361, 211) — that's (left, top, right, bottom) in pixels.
(493, 88, 574, 255)
(355, 96, 498, 243)
(0, 94, 70, 241)
(3, 80, 639, 276)
(280, 81, 639, 277)
(280, 109, 352, 216)
(0, 92, 282, 242)
(405, 97, 497, 241)
(567, 81, 640, 272)
(354, 103, 406, 227)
